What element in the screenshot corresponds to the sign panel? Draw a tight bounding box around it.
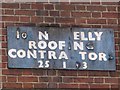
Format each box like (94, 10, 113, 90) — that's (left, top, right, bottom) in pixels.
(7, 27, 116, 70)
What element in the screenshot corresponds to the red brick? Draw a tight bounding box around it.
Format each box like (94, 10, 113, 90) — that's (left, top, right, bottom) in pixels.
(87, 19, 106, 24)
(31, 17, 43, 23)
(33, 69, 47, 76)
(63, 77, 73, 83)
(111, 84, 119, 89)
(18, 77, 38, 82)
(7, 76, 17, 82)
(107, 19, 118, 24)
(72, 12, 91, 18)
(87, 6, 106, 11)
(75, 18, 86, 24)
(53, 77, 62, 82)
(39, 77, 52, 82)
(20, 16, 30, 22)
(60, 11, 70, 17)
(74, 78, 93, 83)
(88, 71, 109, 76)
(47, 70, 56, 76)
(78, 71, 88, 76)
(2, 16, 19, 21)
(101, 2, 118, 5)
(90, 84, 110, 89)
(20, 4, 31, 9)
(4, 10, 14, 15)
(91, 2, 101, 4)
(107, 6, 117, 11)
(34, 83, 47, 88)
(58, 70, 77, 76)
(59, 84, 78, 88)
(2, 42, 7, 48)
(31, 3, 44, 10)
(2, 76, 6, 82)
(56, 18, 75, 24)
(55, 4, 75, 10)
(2, 63, 7, 68)
(45, 17, 54, 23)
(50, 11, 59, 16)
(102, 12, 118, 18)
(92, 12, 101, 18)
(23, 83, 33, 88)
(15, 10, 35, 16)
(44, 4, 54, 10)
(2, 56, 7, 62)
(79, 84, 89, 88)
(94, 78, 104, 83)
(105, 78, 118, 83)
(75, 5, 86, 10)
(22, 69, 32, 75)
(2, 69, 22, 75)
(2, 3, 19, 9)
(3, 83, 22, 89)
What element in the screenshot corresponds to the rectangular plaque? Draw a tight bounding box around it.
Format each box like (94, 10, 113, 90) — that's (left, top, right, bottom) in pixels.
(7, 27, 116, 70)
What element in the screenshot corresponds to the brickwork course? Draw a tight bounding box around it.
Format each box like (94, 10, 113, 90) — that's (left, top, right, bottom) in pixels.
(0, 1, 120, 90)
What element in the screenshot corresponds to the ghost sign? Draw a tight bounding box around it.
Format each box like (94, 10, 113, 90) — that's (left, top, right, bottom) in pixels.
(7, 27, 116, 70)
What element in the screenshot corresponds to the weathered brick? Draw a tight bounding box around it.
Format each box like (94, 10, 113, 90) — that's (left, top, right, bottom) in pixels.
(31, 3, 44, 10)
(87, 19, 106, 24)
(45, 17, 54, 23)
(20, 4, 31, 9)
(39, 77, 52, 82)
(7, 76, 17, 82)
(55, 4, 75, 10)
(48, 83, 57, 88)
(44, 4, 54, 10)
(105, 78, 118, 83)
(23, 83, 33, 88)
(92, 12, 101, 18)
(63, 77, 73, 83)
(34, 83, 47, 88)
(36, 10, 48, 16)
(2, 16, 19, 22)
(31, 17, 43, 23)
(59, 84, 78, 88)
(58, 70, 77, 76)
(3, 83, 22, 89)
(87, 6, 106, 11)
(15, 10, 35, 16)
(72, 12, 91, 18)
(53, 77, 62, 82)
(74, 78, 93, 83)
(79, 84, 89, 88)
(94, 78, 104, 83)
(20, 16, 30, 22)
(18, 77, 38, 82)
(102, 12, 118, 18)
(50, 11, 59, 16)
(56, 18, 75, 24)
(60, 11, 70, 17)
(4, 10, 14, 15)
(90, 84, 110, 89)
(75, 5, 86, 10)
(2, 3, 19, 9)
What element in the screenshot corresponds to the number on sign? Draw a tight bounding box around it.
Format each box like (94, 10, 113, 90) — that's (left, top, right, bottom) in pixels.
(82, 62, 87, 69)
(38, 60, 50, 68)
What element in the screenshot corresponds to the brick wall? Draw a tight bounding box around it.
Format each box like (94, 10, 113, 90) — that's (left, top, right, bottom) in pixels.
(1, 1, 120, 89)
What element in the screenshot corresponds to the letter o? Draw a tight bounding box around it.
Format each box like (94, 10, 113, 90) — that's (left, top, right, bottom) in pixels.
(48, 41, 57, 50)
(88, 52, 98, 60)
(38, 41, 47, 49)
(17, 49, 26, 58)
